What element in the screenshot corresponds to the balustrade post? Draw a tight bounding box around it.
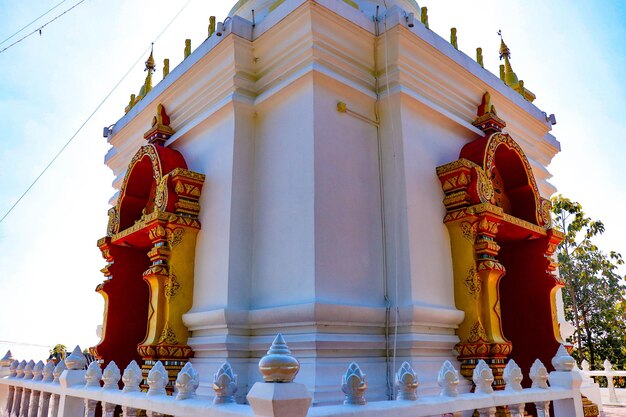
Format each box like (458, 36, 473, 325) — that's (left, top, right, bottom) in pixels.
(530, 359, 551, 417)
(27, 391, 40, 417)
(38, 362, 54, 417)
(47, 361, 65, 417)
(604, 359, 618, 403)
(120, 407, 137, 417)
(58, 347, 86, 417)
(83, 400, 97, 417)
(10, 387, 22, 417)
(101, 403, 115, 417)
(474, 360, 496, 417)
(503, 360, 525, 417)
(37, 394, 50, 417)
(0, 351, 15, 416)
(19, 390, 31, 417)
(247, 334, 311, 417)
(549, 345, 584, 417)
(4, 386, 15, 417)
(18, 361, 34, 417)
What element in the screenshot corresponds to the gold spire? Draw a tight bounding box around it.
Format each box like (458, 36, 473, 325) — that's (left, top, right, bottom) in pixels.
(497, 31, 536, 102)
(498, 31, 518, 87)
(124, 45, 157, 114)
(476, 47, 484, 68)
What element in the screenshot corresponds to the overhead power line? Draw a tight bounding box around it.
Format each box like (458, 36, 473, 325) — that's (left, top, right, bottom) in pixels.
(0, 0, 195, 226)
(0, 0, 88, 55)
(0, 0, 71, 47)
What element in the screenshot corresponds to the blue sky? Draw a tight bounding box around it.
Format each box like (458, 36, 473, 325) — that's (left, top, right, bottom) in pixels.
(0, 0, 625, 360)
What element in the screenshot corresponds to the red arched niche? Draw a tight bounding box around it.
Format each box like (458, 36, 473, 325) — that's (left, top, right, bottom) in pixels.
(93, 143, 189, 370)
(460, 133, 544, 226)
(115, 145, 188, 233)
(461, 132, 560, 385)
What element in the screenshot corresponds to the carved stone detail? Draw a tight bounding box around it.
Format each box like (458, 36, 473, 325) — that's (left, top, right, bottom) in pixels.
(23, 361, 34, 380)
(85, 361, 102, 387)
(42, 361, 55, 382)
(53, 361, 66, 383)
(175, 362, 199, 400)
(102, 361, 121, 390)
(438, 361, 459, 397)
(147, 361, 168, 396)
(342, 362, 367, 405)
(503, 359, 523, 391)
(32, 361, 44, 381)
(122, 360, 143, 393)
(212, 362, 237, 404)
(65, 346, 86, 370)
(530, 359, 549, 389)
(473, 360, 494, 394)
(258, 334, 300, 383)
(395, 362, 418, 401)
(552, 344, 575, 371)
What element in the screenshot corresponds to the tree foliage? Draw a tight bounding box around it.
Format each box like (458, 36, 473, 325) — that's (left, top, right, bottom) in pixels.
(552, 195, 626, 367)
(48, 343, 67, 363)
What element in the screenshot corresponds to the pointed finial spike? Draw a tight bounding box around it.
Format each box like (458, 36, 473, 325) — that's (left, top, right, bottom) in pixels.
(476, 47, 484, 68)
(163, 59, 170, 79)
(258, 333, 300, 382)
(420, 7, 429, 29)
(208, 16, 216, 38)
(450, 28, 458, 49)
(184, 39, 191, 59)
(65, 346, 87, 370)
(0, 350, 14, 367)
(552, 344, 575, 371)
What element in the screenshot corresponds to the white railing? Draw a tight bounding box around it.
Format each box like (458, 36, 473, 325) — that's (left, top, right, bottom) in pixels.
(580, 359, 626, 406)
(0, 339, 590, 417)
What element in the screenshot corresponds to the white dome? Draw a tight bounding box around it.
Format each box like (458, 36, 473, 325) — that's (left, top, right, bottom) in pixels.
(229, 0, 420, 23)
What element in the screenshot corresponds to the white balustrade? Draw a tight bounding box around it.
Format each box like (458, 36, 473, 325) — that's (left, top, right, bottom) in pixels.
(580, 357, 626, 406)
(0, 341, 592, 417)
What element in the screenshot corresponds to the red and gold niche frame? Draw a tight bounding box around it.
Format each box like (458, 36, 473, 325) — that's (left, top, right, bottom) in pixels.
(91, 104, 205, 389)
(437, 93, 564, 388)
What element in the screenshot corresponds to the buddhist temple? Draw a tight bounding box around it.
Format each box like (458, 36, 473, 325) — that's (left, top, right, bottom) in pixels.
(81, 0, 592, 413)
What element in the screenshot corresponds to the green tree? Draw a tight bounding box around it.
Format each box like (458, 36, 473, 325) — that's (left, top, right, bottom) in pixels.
(48, 344, 67, 363)
(552, 195, 626, 367)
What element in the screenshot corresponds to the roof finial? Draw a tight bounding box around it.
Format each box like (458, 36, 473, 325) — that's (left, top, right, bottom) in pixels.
(145, 43, 156, 73)
(497, 31, 536, 102)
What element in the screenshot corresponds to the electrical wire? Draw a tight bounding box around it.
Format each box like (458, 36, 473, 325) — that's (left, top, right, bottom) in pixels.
(0, 0, 88, 55)
(0, 0, 71, 47)
(0, 0, 195, 226)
